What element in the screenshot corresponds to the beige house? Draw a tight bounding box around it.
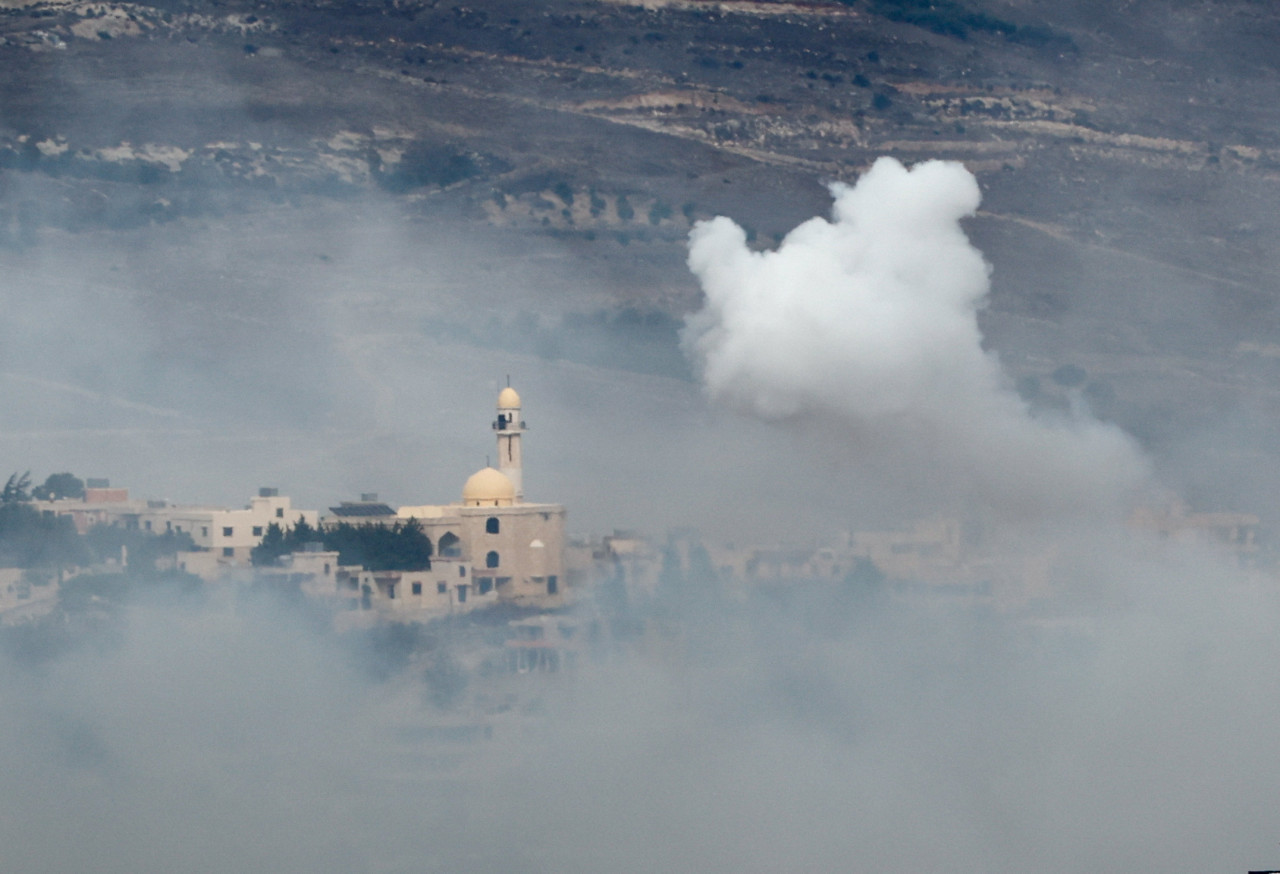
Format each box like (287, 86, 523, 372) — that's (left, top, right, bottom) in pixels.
(133, 488, 318, 562)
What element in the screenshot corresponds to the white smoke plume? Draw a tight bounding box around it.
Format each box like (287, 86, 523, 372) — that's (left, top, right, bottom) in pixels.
(683, 157, 1149, 520)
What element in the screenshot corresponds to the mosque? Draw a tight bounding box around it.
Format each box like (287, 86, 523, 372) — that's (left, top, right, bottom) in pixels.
(314, 385, 568, 618)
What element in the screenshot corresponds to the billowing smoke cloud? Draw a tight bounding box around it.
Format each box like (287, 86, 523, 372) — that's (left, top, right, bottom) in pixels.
(683, 157, 1149, 520)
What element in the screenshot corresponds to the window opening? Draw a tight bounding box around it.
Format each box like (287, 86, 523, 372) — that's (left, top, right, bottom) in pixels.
(439, 532, 462, 558)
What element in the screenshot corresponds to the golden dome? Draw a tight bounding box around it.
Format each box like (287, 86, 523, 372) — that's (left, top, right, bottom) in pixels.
(462, 467, 516, 506)
(497, 386, 521, 409)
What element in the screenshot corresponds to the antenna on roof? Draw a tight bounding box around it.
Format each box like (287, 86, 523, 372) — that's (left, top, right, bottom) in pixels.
(506, 374, 510, 387)
(486, 454, 490, 468)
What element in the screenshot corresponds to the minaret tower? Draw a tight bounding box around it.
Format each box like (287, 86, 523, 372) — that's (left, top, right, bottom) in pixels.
(494, 384, 524, 501)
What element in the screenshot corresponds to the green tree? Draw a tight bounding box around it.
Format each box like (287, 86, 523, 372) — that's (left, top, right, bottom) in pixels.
(2, 472, 31, 504)
(32, 472, 85, 501)
(290, 516, 320, 546)
(648, 200, 672, 226)
(616, 194, 634, 221)
(251, 522, 286, 566)
(251, 516, 322, 567)
(373, 143, 482, 193)
(0, 500, 88, 570)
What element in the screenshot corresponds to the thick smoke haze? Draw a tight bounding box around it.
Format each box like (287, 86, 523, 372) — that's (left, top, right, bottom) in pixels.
(1, 544, 1279, 874)
(684, 157, 1150, 521)
(0, 6, 1278, 874)
(0, 156, 1276, 873)
(0, 197, 899, 543)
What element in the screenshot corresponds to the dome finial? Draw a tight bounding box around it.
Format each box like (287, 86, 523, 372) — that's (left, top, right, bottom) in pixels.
(497, 384, 521, 408)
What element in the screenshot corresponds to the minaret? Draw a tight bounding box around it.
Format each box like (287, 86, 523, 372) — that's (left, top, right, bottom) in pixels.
(494, 384, 524, 501)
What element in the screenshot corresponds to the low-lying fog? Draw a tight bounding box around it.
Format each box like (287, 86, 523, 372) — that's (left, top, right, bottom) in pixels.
(1, 537, 1277, 874)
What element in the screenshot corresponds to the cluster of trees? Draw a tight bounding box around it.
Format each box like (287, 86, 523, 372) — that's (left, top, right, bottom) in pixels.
(31, 472, 85, 501)
(0, 473, 87, 570)
(0, 471, 184, 577)
(0, 468, 435, 577)
(369, 142, 508, 194)
(252, 518, 433, 571)
(0, 471, 200, 577)
(250, 517, 321, 566)
(324, 520, 433, 571)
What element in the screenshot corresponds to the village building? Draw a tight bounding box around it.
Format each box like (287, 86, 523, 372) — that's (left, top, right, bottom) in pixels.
(1130, 498, 1260, 563)
(29, 479, 137, 535)
(32, 482, 319, 574)
(317, 385, 567, 622)
(136, 488, 318, 563)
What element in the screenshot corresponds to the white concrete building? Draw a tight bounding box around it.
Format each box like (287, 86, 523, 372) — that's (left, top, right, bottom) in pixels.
(36, 485, 319, 573)
(126, 488, 319, 563)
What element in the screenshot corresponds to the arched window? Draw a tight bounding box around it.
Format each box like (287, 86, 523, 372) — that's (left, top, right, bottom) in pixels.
(486, 517, 500, 534)
(439, 532, 461, 558)
(486, 550, 500, 569)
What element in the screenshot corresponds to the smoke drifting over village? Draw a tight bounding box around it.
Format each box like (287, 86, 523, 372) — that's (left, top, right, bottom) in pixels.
(2, 529, 1279, 873)
(0, 163, 1274, 873)
(3, 0, 1280, 871)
